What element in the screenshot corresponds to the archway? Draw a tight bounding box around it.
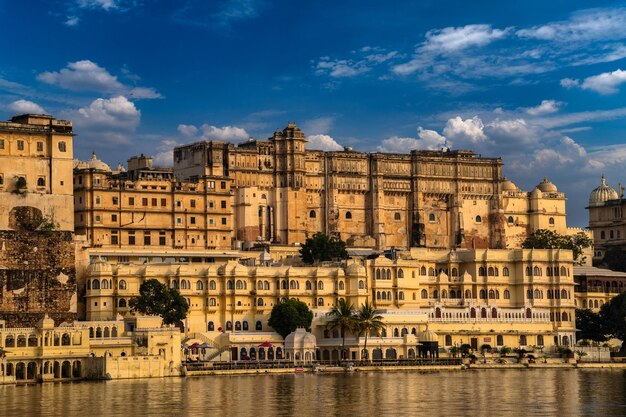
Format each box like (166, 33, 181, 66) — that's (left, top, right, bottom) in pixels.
(61, 361, 71, 378)
(385, 348, 397, 359)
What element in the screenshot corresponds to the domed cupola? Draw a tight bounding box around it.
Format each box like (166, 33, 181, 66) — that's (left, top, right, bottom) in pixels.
(536, 177, 558, 193)
(501, 177, 518, 192)
(87, 152, 112, 172)
(589, 175, 618, 207)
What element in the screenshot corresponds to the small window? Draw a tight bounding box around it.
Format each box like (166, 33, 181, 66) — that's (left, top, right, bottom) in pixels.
(17, 140, 24, 151)
(345, 211, 352, 220)
(37, 142, 43, 152)
(309, 210, 316, 219)
(394, 213, 401, 221)
(0, 139, 4, 149)
(129, 197, 135, 206)
(142, 198, 148, 206)
(429, 213, 436, 222)
(190, 200, 196, 208)
(549, 217, 555, 226)
(58, 141, 67, 152)
(475, 215, 482, 223)
(507, 216, 514, 224)
(37, 177, 45, 187)
(112, 197, 119, 205)
(190, 217, 196, 225)
(221, 200, 227, 209)
(221, 217, 227, 225)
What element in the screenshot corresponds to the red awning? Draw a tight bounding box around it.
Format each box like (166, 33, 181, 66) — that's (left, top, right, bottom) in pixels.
(257, 341, 273, 348)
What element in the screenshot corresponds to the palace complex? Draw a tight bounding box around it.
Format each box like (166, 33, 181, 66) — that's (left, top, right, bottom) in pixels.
(0, 113, 615, 381)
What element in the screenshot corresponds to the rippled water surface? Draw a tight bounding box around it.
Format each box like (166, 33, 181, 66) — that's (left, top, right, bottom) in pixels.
(3, 369, 626, 416)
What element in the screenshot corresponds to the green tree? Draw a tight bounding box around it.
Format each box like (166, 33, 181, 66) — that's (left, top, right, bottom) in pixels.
(575, 308, 607, 342)
(268, 298, 313, 338)
(354, 301, 385, 361)
(599, 292, 626, 352)
(326, 298, 356, 360)
(129, 279, 189, 325)
(299, 232, 348, 265)
(522, 229, 592, 264)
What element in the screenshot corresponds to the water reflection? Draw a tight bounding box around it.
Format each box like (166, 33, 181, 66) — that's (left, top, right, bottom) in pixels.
(2, 370, 626, 417)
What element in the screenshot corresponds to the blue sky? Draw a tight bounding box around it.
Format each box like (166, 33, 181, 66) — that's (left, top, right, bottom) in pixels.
(2, 1, 626, 227)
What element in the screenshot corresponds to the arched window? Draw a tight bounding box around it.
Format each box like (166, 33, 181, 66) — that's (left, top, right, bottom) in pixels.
(317, 298, 324, 306)
(209, 298, 217, 306)
(58, 141, 67, 152)
(504, 289, 510, 299)
(497, 335, 504, 346)
(92, 279, 100, 290)
(561, 289, 568, 299)
(533, 266, 541, 276)
(445, 335, 452, 346)
(534, 289, 541, 299)
(475, 215, 482, 223)
(601, 231, 606, 239)
(560, 266, 568, 277)
(256, 321, 263, 330)
(236, 280, 244, 290)
(479, 267, 486, 276)
(386, 269, 392, 279)
(502, 267, 509, 277)
(235, 321, 242, 331)
(345, 211, 352, 219)
(441, 290, 447, 299)
(309, 210, 316, 219)
(549, 217, 555, 225)
(432, 290, 438, 299)
(428, 267, 435, 276)
(118, 280, 127, 290)
(465, 289, 471, 299)
(421, 266, 427, 276)
(306, 280, 312, 290)
(289, 280, 297, 289)
(507, 216, 514, 224)
(421, 289, 428, 299)
(338, 281, 345, 290)
(209, 280, 216, 290)
(394, 212, 401, 221)
(37, 177, 45, 187)
(358, 280, 365, 289)
(227, 280, 234, 290)
(429, 213, 436, 222)
(282, 280, 288, 290)
(243, 321, 249, 331)
(450, 289, 457, 298)
(101, 280, 109, 289)
(196, 280, 203, 290)
(546, 267, 552, 277)
(226, 321, 232, 331)
(525, 266, 531, 276)
(520, 335, 527, 346)
(488, 289, 496, 299)
(208, 321, 215, 331)
(397, 269, 404, 278)
(398, 291, 404, 300)
(527, 289, 533, 299)
(257, 298, 264, 306)
(480, 289, 487, 299)
(118, 299, 127, 308)
(562, 312, 569, 322)
(264, 281, 270, 290)
(488, 267, 495, 276)
(537, 335, 544, 346)
(257, 280, 263, 290)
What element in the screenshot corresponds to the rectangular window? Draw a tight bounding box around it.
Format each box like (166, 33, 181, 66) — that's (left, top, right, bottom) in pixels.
(209, 219, 214, 225)
(191, 200, 196, 208)
(111, 231, 119, 245)
(176, 200, 182, 208)
(176, 217, 182, 224)
(221, 181, 226, 189)
(151, 198, 157, 207)
(111, 214, 117, 222)
(159, 232, 166, 246)
(209, 201, 214, 208)
(17, 140, 24, 151)
(0, 139, 4, 149)
(112, 197, 118, 205)
(128, 231, 136, 245)
(144, 233, 151, 245)
(161, 198, 166, 207)
(142, 198, 148, 206)
(95, 215, 102, 223)
(221, 200, 227, 209)
(190, 217, 196, 225)
(129, 197, 135, 206)
(208, 181, 215, 189)
(37, 142, 43, 152)
(221, 217, 227, 225)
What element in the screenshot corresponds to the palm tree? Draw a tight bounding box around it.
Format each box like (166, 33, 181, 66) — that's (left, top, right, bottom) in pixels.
(326, 299, 356, 360)
(354, 301, 384, 361)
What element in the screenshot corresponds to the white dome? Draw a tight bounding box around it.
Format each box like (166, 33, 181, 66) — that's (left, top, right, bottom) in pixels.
(285, 328, 316, 347)
(589, 175, 618, 207)
(418, 329, 438, 342)
(501, 177, 518, 191)
(345, 262, 366, 276)
(87, 152, 112, 171)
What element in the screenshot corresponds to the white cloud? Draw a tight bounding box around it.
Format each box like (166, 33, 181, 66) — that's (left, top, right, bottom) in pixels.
(422, 24, 511, 53)
(377, 127, 446, 153)
(64, 16, 80, 26)
(200, 124, 250, 142)
(69, 96, 140, 143)
(77, 0, 120, 10)
(525, 100, 562, 116)
(153, 139, 179, 167)
(177, 124, 199, 137)
(532, 107, 626, 129)
(443, 116, 487, 146)
(9, 100, 46, 114)
(307, 134, 343, 151)
(37, 60, 162, 98)
(315, 47, 400, 78)
(581, 69, 626, 94)
(517, 8, 626, 42)
(172, 0, 264, 29)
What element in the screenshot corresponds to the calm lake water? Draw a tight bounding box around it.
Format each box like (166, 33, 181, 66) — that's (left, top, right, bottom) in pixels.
(2, 369, 626, 416)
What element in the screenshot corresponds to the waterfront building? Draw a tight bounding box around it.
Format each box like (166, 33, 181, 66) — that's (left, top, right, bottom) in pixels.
(84, 247, 576, 359)
(0, 315, 181, 384)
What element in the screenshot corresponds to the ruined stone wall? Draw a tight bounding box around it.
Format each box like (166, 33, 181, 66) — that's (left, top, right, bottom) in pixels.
(0, 228, 77, 327)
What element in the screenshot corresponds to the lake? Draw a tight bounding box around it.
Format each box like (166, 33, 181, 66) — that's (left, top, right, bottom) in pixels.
(2, 369, 626, 416)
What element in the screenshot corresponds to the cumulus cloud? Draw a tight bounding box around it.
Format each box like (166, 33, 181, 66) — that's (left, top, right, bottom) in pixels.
(153, 139, 180, 167)
(560, 78, 580, 89)
(377, 127, 446, 153)
(69, 96, 140, 143)
(9, 100, 46, 114)
(37, 60, 161, 99)
(443, 116, 487, 146)
(580, 69, 626, 94)
(200, 125, 250, 142)
(76, 0, 121, 11)
(307, 134, 343, 151)
(177, 124, 199, 137)
(301, 116, 334, 135)
(421, 24, 511, 53)
(525, 100, 562, 116)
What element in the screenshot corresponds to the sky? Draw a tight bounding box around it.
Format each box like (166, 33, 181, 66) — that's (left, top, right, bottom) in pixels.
(2, 0, 626, 227)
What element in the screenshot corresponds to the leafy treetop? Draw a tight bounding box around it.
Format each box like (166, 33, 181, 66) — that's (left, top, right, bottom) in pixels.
(129, 279, 189, 325)
(299, 232, 348, 265)
(268, 298, 313, 338)
(522, 229, 592, 264)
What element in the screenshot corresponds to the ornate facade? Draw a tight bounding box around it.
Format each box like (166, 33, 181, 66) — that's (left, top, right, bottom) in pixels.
(587, 175, 626, 261)
(84, 248, 576, 354)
